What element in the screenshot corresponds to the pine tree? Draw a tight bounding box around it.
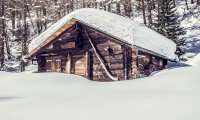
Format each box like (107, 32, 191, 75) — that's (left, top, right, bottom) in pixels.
(154, 0, 186, 46)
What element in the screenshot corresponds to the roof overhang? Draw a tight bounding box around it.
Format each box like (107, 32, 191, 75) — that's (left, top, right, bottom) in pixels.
(77, 20, 176, 62)
(27, 18, 176, 62)
(26, 18, 77, 59)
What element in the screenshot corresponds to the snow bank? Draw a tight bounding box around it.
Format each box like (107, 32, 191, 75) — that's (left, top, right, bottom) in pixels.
(186, 53, 200, 66)
(29, 8, 176, 60)
(0, 66, 200, 120)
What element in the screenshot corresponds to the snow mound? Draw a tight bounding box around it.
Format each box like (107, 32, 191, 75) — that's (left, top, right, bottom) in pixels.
(186, 53, 200, 66)
(29, 8, 176, 60)
(0, 67, 200, 120)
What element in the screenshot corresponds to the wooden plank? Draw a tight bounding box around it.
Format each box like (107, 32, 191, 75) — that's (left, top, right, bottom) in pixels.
(92, 56, 123, 63)
(61, 42, 76, 49)
(96, 42, 122, 49)
(85, 51, 91, 79)
(66, 53, 72, 74)
(127, 49, 132, 79)
(61, 34, 78, 41)
(123, 49, 128, 80)
(93, 63, 123, 69)
(61, 56, 67, 72)
(93, 70, 123, 77)
(93, 70, 123, 81)
(132, 48, 139, 79)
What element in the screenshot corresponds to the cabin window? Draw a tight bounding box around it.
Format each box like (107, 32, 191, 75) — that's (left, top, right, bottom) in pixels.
(46, 60, 53, 72)
(105, 47, 114, 55)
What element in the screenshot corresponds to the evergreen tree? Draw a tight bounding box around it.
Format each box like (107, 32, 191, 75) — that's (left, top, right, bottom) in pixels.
(154, 0, 186, 46)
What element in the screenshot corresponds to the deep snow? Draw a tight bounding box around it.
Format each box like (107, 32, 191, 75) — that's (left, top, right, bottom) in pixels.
(0, 66, 200, 120)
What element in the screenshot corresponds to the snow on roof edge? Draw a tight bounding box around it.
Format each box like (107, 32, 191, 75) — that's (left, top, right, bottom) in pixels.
(77, 19, 175, 61)
(28, 8, 176, 60)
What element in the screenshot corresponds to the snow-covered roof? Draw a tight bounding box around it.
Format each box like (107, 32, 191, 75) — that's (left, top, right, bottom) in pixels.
(29, 8, 176, 60)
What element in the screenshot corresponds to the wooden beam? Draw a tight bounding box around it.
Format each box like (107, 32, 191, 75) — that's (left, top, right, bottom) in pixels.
(85, 29, 119, 81)
(66, 53, 72, 74)
(85, 51, 91, 79)
(124, 49, 128, 80)
(61, 34, 78, 41)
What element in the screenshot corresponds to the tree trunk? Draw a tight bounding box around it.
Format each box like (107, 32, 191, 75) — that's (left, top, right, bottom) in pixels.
(173, 0, 176, 7)
(21, 0, 28, 72)
(103, 1, 106, 11)
(151, 0, 155, 9)
(94, 0, 97, 9)
(197, 0, 200, 5)
(147, 0, 153, 27)
(42, 5, 47, 30)
(108, 3, 111, 12)
(11, 1, 16, 30)
(0, 36, 4, 69)
(0, 0, 5, 69)
(116, 2, 121, 15)
(185, 0, 189, 10)
(123, 0, 132, 17)
(83, 0, 86, 8)
(141, 0, 147, 25)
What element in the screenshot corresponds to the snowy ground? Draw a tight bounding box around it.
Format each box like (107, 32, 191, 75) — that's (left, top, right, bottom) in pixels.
(0, 65, 200, 120)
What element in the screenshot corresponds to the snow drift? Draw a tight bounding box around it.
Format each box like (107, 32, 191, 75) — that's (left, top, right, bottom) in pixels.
(0, 66, 200, 120)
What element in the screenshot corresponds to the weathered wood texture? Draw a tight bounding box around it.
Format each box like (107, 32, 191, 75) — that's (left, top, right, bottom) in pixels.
(37, 56, 46, 72)
(137, 51, 166, 76)
(28, 18, 77, 58)
(36, 23, 167, 81)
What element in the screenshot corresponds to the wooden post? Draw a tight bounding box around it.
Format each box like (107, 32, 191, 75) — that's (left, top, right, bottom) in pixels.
(66, 53, 72, 74)
(127, 49, 132, 79)
(132, 49, 139, 79)
(61, 55, 66, 72)
(124, 49, 128, 80)
(85, 51, 91, 79)
(21, 0, 28, 72)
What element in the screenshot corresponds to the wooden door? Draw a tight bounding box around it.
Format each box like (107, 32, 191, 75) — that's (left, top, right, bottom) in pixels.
(46, 56, 61, 72)
(65, 52, 91, 79)
(46, 59, 53, 72)
(72, 54, 86, 77)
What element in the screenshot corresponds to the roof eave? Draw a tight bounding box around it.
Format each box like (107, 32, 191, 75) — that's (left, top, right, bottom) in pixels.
(26, 18, 78, 59)
(27, 18, 176, 62)
(76, 19, 176, 62)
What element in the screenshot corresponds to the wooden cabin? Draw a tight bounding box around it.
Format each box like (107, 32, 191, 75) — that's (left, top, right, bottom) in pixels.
(27, 8, 176, 81)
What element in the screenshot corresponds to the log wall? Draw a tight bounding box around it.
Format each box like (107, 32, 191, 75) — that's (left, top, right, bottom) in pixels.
(36, 23, 167, 81)
(137, 51, 166, 76)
